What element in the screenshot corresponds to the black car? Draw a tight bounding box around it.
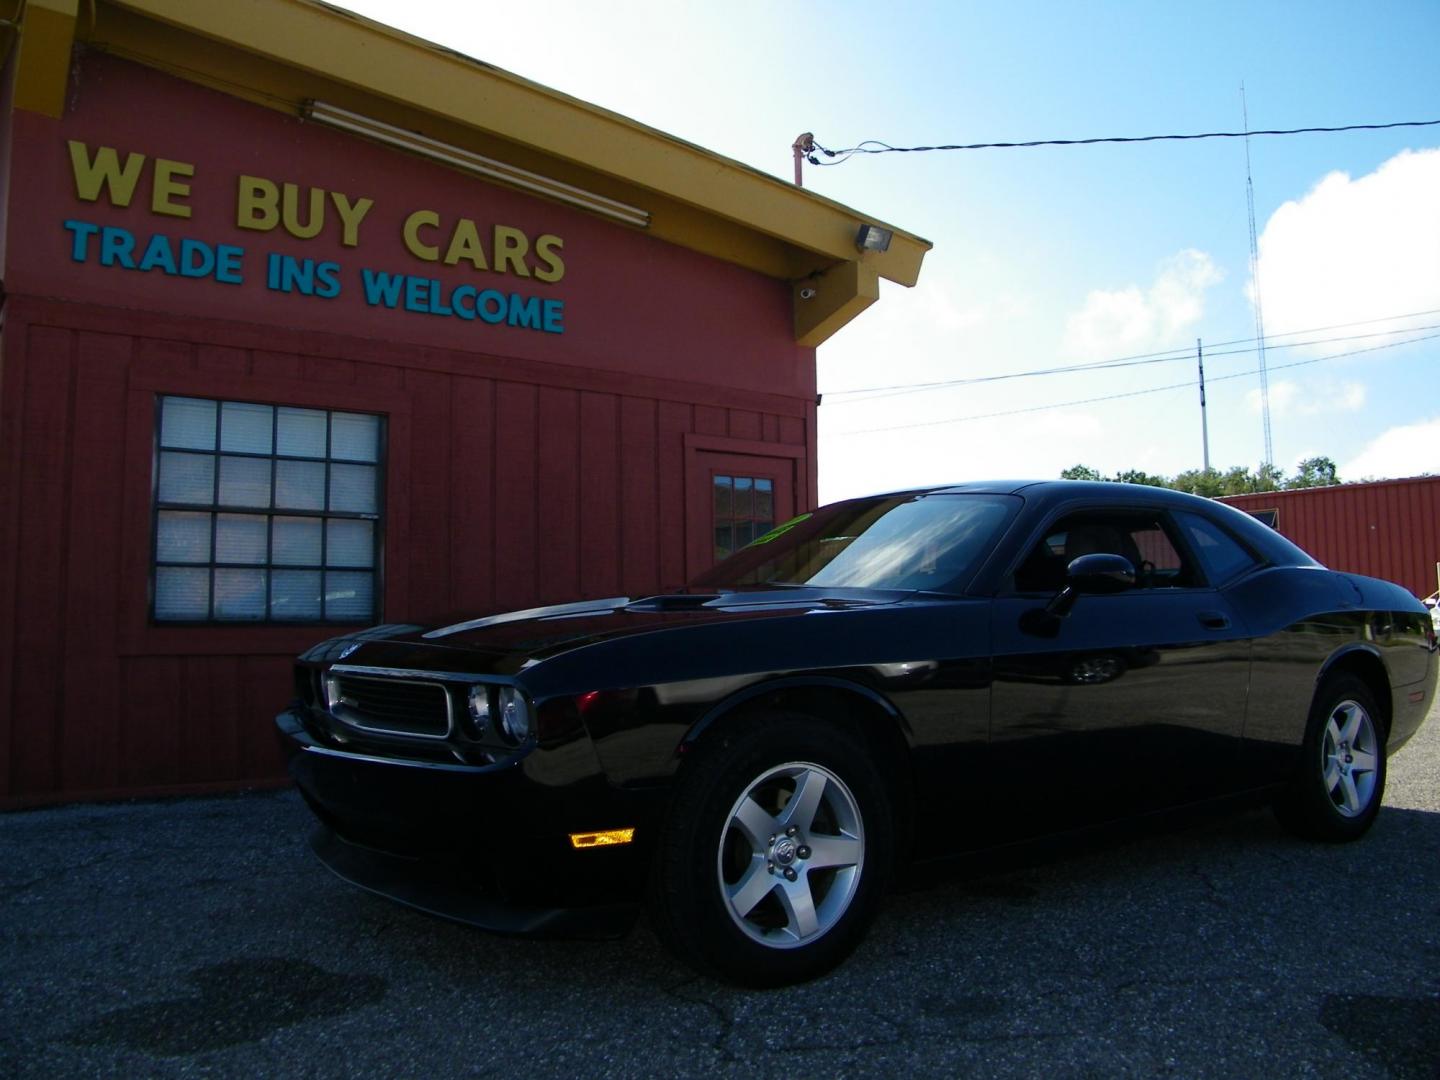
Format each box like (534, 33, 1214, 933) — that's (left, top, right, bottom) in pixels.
(276, 480, 1437, 986)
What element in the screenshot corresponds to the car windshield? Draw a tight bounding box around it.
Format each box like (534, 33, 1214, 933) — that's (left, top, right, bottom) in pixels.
(690, 493, 1020, 593)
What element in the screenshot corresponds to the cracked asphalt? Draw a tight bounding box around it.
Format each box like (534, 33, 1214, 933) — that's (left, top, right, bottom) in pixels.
(3, 700, 1438, 1079)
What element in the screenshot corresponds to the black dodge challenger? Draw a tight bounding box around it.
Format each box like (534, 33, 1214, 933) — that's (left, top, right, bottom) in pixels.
(277, 481, 1437, 985)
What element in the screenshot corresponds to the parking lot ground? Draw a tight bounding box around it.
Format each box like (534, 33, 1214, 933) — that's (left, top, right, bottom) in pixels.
(3, 701, 1438, 1079)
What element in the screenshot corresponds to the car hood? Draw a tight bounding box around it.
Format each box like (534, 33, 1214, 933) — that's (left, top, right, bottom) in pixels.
(301, 588, 912, 677)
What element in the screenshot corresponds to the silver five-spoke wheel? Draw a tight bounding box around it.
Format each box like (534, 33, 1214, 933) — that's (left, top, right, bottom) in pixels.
(717, 761, 864, 949)
(1275, 673, 1387, 843)
(1321, 699, 1379, 818)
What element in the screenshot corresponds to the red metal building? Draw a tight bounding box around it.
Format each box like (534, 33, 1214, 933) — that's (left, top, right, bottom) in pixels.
(1221, 475, 1440, 600)
(0, 1, 929, 805)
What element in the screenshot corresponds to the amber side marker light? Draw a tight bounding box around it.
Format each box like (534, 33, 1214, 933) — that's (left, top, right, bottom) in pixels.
(569, 828, 636, 849)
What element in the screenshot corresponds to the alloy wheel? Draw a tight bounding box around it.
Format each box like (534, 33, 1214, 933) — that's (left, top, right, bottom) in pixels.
(1321, 699, 1379, 818)
(715, 761, 865, 949)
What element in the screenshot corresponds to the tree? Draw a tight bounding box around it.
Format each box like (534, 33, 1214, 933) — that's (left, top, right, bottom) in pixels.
(1254, 462, 1284, 492)
(1057, 459, 1346, 494)
(1287, 456, 1339, 489)
(1171, 468, 1225, 497)
(1111, 468, 1168, 487)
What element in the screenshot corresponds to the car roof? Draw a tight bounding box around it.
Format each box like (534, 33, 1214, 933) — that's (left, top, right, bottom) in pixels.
(855, 480, 1319, 569)
(868, 479, 1203, 503)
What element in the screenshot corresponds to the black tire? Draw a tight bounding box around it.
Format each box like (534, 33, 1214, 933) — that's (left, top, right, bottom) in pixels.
(1274, 673, 1387, 842)
(650, 713, 893, 987)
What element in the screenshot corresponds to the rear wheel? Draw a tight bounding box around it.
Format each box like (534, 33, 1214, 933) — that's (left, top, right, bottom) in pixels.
(651, 714, 892, 986)
(1274, 673, 1387, 842)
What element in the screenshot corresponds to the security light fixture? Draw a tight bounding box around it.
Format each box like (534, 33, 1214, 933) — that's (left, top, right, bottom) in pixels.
(303, 100, 651, 229)
(855, 224, 893, 253)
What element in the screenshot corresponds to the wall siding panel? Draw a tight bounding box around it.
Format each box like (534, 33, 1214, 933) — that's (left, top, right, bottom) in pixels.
(578, 391, 622, 600)
(494, 382, 540, 611)
(58, 334, 130, 793)
(405, 369, 455, 617)
(620, 397, 660, 596)
(537, 387, 581, 603)
(449, 377, 496, 614)
(9, 326, 74, 795)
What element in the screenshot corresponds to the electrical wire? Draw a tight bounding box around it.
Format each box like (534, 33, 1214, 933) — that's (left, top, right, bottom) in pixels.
(830, 331, 1440, 435)
(825, 318, 1440, 401)
(810, 119, 1440, 166)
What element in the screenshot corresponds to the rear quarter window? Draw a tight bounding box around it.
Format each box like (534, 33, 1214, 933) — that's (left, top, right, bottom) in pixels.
(1175, 511, 1261, 586)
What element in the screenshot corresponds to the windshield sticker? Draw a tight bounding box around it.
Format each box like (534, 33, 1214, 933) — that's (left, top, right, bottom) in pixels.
(746, 513, 812, 548)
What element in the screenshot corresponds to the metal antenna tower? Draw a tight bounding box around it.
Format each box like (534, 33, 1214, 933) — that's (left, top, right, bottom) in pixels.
(1242, 83, 1273, 466)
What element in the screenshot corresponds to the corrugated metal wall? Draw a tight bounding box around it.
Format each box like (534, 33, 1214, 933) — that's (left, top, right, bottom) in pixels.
(0, 298, 814, 804)
(1220, 477, 1440, 599)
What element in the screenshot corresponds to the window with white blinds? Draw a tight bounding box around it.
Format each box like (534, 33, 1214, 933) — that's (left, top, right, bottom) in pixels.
(151, 395, 384, 623)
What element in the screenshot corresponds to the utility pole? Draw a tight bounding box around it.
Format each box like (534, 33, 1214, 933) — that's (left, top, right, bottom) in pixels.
(792, 133, 814, 187)
(1198, 338, 1211, 473)
(1242, 84, 1273, 466)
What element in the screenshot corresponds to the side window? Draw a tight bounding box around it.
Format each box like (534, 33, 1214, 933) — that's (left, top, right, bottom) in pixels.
(1012, 511, 1199, 592)
(1174, 511, 1261, 586)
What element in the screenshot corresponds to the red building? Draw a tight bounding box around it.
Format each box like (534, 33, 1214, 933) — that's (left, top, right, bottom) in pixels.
(0, 0, 929, 805)
(1221, 476, 1440, 601)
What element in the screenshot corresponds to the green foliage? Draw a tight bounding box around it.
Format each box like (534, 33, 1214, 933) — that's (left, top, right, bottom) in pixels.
(1061, 458, 1342, 493)
(1287, 456, 1339, 489)
(1111, 469, 1169, 487)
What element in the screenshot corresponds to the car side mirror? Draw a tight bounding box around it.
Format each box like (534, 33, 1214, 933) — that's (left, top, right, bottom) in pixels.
(1044, 553, 1136, 618)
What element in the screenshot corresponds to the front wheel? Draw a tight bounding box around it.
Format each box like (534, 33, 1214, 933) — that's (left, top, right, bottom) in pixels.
(650, 714, 893, 986)
(1274, 673, 1387, 842)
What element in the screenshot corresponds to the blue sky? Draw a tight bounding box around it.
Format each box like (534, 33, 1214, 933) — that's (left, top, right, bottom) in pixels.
(338, 1, 1440, 502)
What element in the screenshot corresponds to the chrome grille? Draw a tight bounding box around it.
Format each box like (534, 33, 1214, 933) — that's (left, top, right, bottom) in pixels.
(329, 673, 451, 738)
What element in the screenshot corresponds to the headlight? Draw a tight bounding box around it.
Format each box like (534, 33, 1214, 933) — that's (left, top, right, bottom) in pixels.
(467, 685, 491, 734)
(497, 686, 531, 743)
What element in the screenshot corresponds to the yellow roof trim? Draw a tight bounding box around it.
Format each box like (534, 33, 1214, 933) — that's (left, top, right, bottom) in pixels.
(10, 0, 79, 118)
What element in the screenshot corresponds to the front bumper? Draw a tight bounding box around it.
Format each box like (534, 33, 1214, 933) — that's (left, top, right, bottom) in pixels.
(310, 826, 636, 938)
(276, 707, 658, 936)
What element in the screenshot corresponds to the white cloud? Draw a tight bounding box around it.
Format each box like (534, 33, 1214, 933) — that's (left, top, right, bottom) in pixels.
(1342, 416, 1440, 480)
(1062, 250, 1223, 360)
(1253, 148, 1440, 340)
(1245, 378, 1366, 416)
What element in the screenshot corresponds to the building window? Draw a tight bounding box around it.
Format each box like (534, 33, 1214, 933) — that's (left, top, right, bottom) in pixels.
(152, 396, 384, 623)
(713, 475, 774, 562)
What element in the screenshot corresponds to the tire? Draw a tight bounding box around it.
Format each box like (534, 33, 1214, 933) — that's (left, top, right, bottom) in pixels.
(650, 713, 893, 987)
(1274, 673, 1387, 842)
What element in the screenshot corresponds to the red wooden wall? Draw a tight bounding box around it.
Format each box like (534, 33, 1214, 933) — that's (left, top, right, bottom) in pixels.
(1221, 477, 1440, 600)
(0, 296, 815, 805)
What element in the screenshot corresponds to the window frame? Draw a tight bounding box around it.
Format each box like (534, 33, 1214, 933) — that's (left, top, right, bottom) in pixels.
(148, 394, 387, 626)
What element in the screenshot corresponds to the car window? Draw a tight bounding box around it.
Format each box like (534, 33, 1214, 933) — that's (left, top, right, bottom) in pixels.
(1012, 510, 1199, 593)
(1174, 510, 1261, 586)
(690, 493, 1021, 593)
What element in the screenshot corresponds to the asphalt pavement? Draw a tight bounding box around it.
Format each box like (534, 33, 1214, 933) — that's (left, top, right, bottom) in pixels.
(3, 700, 1438, 1079)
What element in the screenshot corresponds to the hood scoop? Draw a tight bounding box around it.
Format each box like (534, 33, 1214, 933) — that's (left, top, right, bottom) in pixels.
(625, 593, 724, 612)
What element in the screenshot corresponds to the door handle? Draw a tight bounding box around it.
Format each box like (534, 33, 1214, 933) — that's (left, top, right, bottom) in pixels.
(1197, 610, 1231, 630)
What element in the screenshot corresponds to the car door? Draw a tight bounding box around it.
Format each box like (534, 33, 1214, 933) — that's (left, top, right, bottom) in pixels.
(985, 505, 1252, 842)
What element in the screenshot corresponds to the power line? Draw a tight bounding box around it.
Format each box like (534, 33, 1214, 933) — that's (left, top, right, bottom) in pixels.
(830, 331, 1440, 435)
(824, 318, 1440, 401)
(809, 118, 1440, 165)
